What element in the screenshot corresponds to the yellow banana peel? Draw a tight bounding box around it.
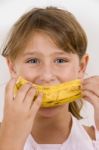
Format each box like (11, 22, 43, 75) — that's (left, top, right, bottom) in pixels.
(14, 77, 82, 108)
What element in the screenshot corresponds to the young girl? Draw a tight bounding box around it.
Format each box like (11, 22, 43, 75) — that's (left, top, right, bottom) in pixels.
(0, 6, 99, 150)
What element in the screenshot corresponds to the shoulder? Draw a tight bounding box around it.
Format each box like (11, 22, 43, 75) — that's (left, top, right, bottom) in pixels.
(73, 116, 96, 140)
(83, 125, 96, 140)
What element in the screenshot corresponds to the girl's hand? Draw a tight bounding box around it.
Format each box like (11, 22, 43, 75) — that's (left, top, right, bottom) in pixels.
(0, 78, 43, 149)
(82, 76, 99, 130)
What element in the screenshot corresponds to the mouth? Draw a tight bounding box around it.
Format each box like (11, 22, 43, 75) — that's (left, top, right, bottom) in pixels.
(35, 83, 60, 87)
(15, 77, 81, 108)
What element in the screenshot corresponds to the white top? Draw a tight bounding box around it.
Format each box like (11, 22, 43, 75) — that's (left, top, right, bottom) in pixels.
(24, 116, 99, 150)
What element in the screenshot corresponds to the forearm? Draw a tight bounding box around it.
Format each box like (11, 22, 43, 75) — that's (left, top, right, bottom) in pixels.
(0, 143, 23, 150)
(0, 135, 24, 150)
(0, 127, 24, 150)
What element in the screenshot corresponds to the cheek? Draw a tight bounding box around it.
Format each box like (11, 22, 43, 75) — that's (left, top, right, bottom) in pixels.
(58, 65, 80, 82)
(21, 70, 36, 81)
(15, 64, 39, 82)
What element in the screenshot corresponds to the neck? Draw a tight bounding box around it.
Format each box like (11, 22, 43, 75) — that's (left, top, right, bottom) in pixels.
(31, 107, 72, 144)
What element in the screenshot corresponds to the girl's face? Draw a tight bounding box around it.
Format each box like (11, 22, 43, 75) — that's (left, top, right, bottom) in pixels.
(7, 32, 89, 118)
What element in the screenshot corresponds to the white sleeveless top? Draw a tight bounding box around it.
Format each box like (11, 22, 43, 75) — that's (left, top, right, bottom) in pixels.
(24, 116, 99, 150)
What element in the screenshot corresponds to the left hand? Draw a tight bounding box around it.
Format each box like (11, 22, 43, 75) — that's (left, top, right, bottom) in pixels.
(82, 76, 99, 130)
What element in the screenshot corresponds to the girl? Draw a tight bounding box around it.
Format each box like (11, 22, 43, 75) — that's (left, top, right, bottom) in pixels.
(0, 6, 99, 150)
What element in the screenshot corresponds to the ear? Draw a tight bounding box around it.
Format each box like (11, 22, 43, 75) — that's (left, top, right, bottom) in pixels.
(6, 58, 17, 78)
(78, 54, 89, 79)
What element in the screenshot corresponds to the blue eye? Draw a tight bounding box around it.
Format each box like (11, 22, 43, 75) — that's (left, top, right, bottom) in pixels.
(55, 58, 69, 64)
(26, 58, 40, 64)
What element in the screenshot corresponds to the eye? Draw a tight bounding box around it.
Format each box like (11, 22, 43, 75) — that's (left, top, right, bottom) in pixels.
(26, 58, 40, 64)
(55, 58, 69, 64)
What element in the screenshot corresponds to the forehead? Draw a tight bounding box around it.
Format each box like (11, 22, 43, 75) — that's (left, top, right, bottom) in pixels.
(23, 32, 70, 56)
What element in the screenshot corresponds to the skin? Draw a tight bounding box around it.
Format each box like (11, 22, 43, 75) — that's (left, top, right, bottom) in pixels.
(0, 32, 99, 149)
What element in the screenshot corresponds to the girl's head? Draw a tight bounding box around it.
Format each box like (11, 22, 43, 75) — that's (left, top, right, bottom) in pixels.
(2, 7, 89, 119)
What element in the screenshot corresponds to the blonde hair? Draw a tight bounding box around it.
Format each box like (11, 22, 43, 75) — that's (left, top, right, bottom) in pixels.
(2, 7, 87, 119)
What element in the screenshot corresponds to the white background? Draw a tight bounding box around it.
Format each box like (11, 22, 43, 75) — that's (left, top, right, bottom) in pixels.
(0, 0, 99, 123)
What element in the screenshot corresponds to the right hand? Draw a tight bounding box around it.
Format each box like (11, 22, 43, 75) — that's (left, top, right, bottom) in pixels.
(0, 78, 43, 149)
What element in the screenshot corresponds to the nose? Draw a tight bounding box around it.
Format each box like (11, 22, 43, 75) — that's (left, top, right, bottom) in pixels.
(37, 64, 57, 85)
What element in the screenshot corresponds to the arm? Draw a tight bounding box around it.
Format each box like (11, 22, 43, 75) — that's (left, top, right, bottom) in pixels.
(82, 76, 99, 149)
(0, 121, 23, 150)
(0, 78, 42, 150)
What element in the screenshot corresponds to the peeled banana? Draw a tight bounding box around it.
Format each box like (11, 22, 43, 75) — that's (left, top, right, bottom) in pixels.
(14, 77, 82, 108)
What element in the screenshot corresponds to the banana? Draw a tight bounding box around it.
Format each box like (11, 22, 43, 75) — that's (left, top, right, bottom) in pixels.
(14, 77, 82, 108)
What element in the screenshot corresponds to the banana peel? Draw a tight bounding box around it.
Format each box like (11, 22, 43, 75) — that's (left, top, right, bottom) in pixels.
(14, 77, 82, 108)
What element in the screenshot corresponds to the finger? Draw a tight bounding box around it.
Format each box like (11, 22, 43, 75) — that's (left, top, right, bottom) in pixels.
(5, 78, 17, 103)
(82, 82, 99, 97)
(14, 83, 33, 103)
(82, 89, 99, 107)
(30, 93, 43, 117)
(83, 76, 99, 85)
(23, 87, 37, 109)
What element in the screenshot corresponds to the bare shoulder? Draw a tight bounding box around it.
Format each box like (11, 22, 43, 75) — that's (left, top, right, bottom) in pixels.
(83, 125, 96, 140)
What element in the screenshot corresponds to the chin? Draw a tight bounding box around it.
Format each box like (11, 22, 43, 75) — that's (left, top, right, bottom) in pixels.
(38, 104, 66, 118)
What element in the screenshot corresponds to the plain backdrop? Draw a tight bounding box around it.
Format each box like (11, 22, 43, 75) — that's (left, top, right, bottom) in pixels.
(0, 0, 99, 123)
